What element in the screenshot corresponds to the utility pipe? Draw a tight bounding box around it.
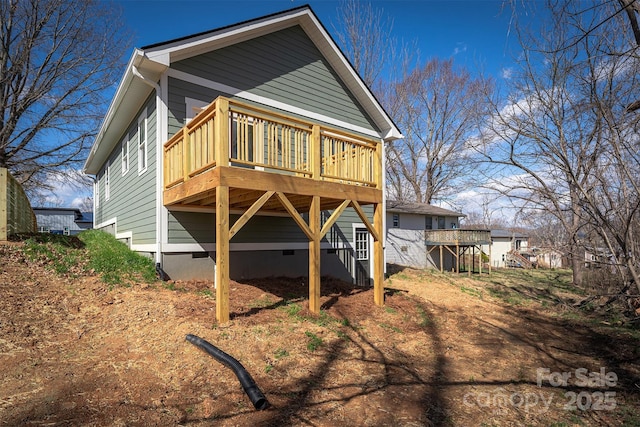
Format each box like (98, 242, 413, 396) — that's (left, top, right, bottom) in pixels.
(185, 334, 270, 410)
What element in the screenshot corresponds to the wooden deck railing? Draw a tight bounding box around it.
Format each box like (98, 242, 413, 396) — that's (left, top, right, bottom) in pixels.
(163, 96, 380, 190)
(425, 229, 491, 245)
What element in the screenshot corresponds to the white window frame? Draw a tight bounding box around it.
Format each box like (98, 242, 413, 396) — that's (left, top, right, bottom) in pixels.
(105, 160, 111, 201)
(138, 109, 148, 175)
(95, 174, 100, 208)
(121, 135, 129, 176)
(355, 228, 370, 261)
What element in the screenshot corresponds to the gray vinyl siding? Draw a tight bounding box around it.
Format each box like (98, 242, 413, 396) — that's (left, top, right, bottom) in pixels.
(324, 206, 374, 248)
(167, 77, 224, 138)
(172, 25, 378, 134)
(168, 211, 309, 244)
(168, 205, 375, 246)
(95, 94, 157, 244)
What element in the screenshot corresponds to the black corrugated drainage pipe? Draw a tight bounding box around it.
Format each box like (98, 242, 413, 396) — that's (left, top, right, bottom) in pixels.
(185, 334, 270, 410)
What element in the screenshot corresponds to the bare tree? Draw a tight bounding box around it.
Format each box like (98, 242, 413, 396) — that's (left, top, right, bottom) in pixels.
(519, 209, 570, 250)
(333, 0, 421, 203)
(483, 0, 640, 293)
(0, 0, 131, 191)
(78, 196, 93, 213)
(386, 58, 492, 204)
(333, 0, 396, 90)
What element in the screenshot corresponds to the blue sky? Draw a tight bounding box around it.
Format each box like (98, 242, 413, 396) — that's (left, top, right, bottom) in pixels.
(59, 0, 520, 210)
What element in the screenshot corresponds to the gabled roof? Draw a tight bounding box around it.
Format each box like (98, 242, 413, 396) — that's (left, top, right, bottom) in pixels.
(386, 200, 465, 218)
(84, 5, 402, 175)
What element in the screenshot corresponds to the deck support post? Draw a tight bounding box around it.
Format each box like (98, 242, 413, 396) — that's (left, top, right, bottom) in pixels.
(309, 195, 321, 314)
(456, 244, 460, 273)
(470, 246, 474, 276)
(439, 245, 444, 273)
(489, 242, 492, 274)
(373, 202, 384, 306)
(216, 185, 230, 323)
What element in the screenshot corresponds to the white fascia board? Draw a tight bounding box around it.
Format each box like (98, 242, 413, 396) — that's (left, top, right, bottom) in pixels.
(144, 9, 310, 64)
(83, 49, 140, 174)
(84, 50, 168, 175)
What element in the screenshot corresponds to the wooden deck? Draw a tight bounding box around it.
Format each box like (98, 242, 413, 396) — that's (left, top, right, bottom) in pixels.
(425, 229, 492, 275)
(162, 96, 385, 323)
(425, 229, 491, 246)
(163, 97, 382, 212)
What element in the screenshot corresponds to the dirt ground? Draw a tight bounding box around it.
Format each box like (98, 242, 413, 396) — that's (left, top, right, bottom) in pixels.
(1, 242, 639, 426)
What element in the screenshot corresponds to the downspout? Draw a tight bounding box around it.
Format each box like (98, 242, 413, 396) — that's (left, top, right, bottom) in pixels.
(381, 138, 387, 276)
(132, 65, 164, 269)
(88, 175, 97, 229)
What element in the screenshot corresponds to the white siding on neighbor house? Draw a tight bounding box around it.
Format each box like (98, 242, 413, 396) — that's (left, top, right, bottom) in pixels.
(487, 238, 512, 268)
(386, 229, 428, 269)
(539, 251, 563, 268)
(385, 212, 461, 270)
(386, 212, 461, 232)
(386, 213, 423, 231)
(35, 211, 84, 234)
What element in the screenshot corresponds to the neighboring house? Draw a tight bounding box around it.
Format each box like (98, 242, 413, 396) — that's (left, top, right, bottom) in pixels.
(584, 246, 614, 269)
(385, 200, 466, 270)
(485, 229, 531, 268)
(33, 207, 93, 235)
(82, 6, 402, 322)
(537, 248, 564, 269)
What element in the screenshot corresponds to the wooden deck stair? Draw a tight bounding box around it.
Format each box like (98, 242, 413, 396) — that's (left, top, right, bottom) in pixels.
(506, 250, 533, 269)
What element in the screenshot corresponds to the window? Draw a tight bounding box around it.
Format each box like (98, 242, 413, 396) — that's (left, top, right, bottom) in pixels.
(105, 160, 110, 201)
(451, 222, 457, 229)
(392, 213, 400, 228)
(355, 228, 369, 260)
(425, 216, 432, 230)
(63, 226, 70, 236)
(138, 109, 147, 174)
(121, 135, 129, 175)
(39, 226, 50, 233)
(95, 175, 100, 208)
(437, 216, 445, 229)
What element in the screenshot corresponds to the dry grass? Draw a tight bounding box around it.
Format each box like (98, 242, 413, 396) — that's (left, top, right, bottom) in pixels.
(1, 242, 639, 426)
